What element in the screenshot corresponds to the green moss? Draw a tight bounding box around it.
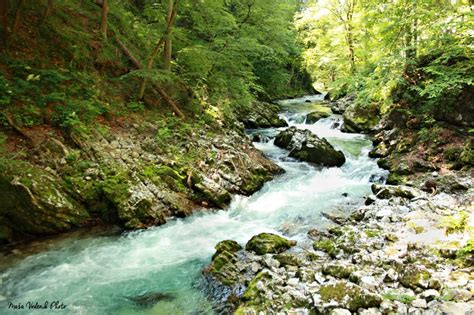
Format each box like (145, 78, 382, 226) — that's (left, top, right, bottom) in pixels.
(365, 229, 382, 238)
(208, 250, 240, 286)
(386, 173, 406, 185)
(319, 282, 382, 311)
(275, 253, 299, 267)
(245, 233, 296, 255)
(242, 271, 272, 303)
(322, 264, 355, 279)
(399, 267, 431, 289)
(313, 239, 338, 258)
(383, 290, 416, 304)
(213, 240, 242, 259)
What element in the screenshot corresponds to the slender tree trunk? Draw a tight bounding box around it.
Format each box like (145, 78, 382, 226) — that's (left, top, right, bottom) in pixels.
(346, 2, 356, 74)
(101, 0, 109, 39)
(137, 0, 178, 100)
(44, 0, 54, 21)
(13, 0, 26, 33)
(347, 24, 355, 74)
(163, 0, 174, 71)
(0, 0, 9, 41)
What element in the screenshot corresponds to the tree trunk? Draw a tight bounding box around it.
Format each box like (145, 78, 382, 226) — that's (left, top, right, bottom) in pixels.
(101, 0, 109, 39)
(137, 0, 178, 100)
(44, 0, 54, 21)
(345, 1, 356, 74)
(347, 25, 355, 74)
(163, 0, 174, 71)
(13, 0, 26, 33)
(0, 0, 9, 41)
(114, 35, 185, 119)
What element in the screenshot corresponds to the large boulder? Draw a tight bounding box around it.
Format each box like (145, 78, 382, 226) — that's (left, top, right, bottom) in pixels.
(342, 103, 379, 133)
(245, 233, 296, 255)
(274, 127, 346, 167)
(238, 102, 288, 128)
(0, 164, 90, 241)
(306, 109, 331, 124)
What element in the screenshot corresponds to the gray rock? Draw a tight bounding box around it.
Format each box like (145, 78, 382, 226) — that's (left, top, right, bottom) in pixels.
(411, 298, 428, 309)
(274, 127, 345, 167)
(329, 309, 351, 315)
(419, 289, 440, 302)
(372, 184, 421, 200)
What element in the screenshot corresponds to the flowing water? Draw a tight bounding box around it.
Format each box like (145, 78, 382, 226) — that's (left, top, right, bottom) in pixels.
(0, 95, 386, 314)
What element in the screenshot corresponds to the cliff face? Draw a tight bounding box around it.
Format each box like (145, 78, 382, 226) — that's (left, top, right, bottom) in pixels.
(0, 115, 283, 244)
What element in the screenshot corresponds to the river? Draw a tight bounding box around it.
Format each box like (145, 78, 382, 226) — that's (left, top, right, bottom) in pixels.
(0, 95, 387, 314)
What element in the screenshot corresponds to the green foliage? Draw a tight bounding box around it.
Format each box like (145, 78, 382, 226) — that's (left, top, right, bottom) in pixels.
(457, 236, 474, 259)
(297, 0, 473, 115)
(441, 211, 469, 235)
(383, 291, 416, 304)
(127, 101, 145, 112)
(0, 74, 12, 107)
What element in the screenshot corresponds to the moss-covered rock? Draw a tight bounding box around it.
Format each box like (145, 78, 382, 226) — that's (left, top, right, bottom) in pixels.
(242, 271, 273, 303)
(245, 233, 296, 255)
(319, 281, 382, 311)
(0, 162, 90, 236)
(322, 263, 356, 279)
(275, 253, 300, 267)
(399, 266, 431, 290)
(342, 103, 379, 133)
(369, 142, 389, 158)
(386, 173, 406, 185)
(213, 240, 242, 259)
(313, 239, 338, 258)
(207, 244, 242, 285)
(306, 109, 331, 124)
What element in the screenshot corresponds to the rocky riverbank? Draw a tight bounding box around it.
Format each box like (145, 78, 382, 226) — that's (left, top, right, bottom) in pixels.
(202, 95, 473, 314)
(203, 174, 473, 314)
(0, 103, 286, 244)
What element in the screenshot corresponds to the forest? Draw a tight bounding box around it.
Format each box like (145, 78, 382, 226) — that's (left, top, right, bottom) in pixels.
(0, 0, 473, 314)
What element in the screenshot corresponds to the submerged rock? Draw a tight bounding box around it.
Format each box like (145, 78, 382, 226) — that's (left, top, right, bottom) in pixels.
(128, 292, 175, 307)
(245, 233, 296, 255)
(274, 127, 345, 167)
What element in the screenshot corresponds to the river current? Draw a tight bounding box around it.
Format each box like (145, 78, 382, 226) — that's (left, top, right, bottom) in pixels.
(0, 95, 386, 314)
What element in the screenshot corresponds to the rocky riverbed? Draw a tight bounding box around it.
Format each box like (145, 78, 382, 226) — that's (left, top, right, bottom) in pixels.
(203, 95, 473, 314)
(204, 174, 474, 314)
